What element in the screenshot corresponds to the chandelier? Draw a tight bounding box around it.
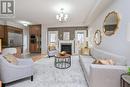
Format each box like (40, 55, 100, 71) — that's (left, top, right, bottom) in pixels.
(56, 8, 68, 22)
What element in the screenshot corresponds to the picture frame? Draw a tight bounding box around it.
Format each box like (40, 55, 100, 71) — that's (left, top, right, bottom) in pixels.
(63, 32, 70, 40)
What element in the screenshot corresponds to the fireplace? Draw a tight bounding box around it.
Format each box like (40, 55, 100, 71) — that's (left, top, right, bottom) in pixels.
(59, 40, 74, 55)
(61, 44, 72, 54)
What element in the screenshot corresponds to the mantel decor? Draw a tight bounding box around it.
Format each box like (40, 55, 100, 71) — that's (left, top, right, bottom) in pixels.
(59, 51, 66, 56)
(103, 11, 120, 36)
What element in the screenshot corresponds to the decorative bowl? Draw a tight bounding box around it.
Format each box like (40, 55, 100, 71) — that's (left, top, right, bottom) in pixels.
(59, 51, 66, 56)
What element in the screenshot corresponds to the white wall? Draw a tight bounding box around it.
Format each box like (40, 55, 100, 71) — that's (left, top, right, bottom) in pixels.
(6, 21, 26, 29)
(41, 25, 48, 54)
(23, 27, 30, 55)
(0, 20, 5, 25)
(89, 0, 130, 60)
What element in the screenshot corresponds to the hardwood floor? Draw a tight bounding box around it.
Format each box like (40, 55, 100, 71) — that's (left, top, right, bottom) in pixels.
(22, 53, 48, 62)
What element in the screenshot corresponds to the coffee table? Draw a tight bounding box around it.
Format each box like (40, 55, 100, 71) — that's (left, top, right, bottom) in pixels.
(55, 54, 71, 69)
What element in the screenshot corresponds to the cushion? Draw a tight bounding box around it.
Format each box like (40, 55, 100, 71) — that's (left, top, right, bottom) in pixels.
(3, 54, 17, 64)
(48, 45, 56, 51)
(100, 59, 114, 65)
(90, 48, 126, 65)
(108, 59, 115, 64)
(92, 59, 114, 65)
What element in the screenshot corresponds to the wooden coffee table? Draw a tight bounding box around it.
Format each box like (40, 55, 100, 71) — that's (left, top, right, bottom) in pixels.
(55, 54, 71, 69)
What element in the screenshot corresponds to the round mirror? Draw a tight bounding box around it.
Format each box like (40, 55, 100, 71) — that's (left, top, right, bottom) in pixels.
(94, 30, 102, 45)
(103, 11, 119, 36)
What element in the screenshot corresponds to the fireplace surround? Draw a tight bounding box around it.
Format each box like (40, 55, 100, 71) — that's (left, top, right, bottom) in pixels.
(59, 40, 74, 55)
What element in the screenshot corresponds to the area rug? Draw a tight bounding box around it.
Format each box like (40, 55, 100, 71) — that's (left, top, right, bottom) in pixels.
(6, 56, 87, 87)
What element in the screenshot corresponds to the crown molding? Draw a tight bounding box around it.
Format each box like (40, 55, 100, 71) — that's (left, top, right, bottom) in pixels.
(83, 0, 113, 26)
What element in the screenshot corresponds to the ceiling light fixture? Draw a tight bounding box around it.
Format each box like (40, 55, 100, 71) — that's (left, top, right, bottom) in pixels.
(56, 8, 68, 23)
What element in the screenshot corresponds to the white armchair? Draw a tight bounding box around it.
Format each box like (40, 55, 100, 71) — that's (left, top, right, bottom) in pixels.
(0, 48, 34, 86)
(48, 43, 58, 57)
(48, 50, 58, 57)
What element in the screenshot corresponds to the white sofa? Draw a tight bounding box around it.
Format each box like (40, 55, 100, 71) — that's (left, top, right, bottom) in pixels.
(0, 56, 34, 83)
(48, 50, 58, 58)
(80, 48, 128, 87)
(0, 48, 34, 86)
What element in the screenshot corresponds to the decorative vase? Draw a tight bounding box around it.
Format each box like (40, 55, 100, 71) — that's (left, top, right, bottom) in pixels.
(59, 51, 66, 56)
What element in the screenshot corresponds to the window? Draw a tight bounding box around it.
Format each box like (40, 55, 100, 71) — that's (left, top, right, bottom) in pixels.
(50, 33, 56, 42)
(48, 31, 58, 43)
(77, 32, 84, 44)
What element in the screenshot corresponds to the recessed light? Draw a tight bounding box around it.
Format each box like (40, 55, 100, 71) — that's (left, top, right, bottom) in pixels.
(18, 20, 32, 26)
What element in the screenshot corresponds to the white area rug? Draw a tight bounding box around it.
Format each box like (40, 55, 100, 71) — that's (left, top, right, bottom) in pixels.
(7, 56, 87, 87)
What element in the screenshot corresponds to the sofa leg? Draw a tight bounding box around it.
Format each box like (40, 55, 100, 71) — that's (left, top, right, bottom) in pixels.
(31, 76, 33, 81)
(2, 83, 5, 87)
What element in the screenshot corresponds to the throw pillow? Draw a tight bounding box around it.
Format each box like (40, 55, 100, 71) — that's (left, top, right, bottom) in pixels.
(48, 45, 56, 51)
(108, 59, 115, 65)
(99, 59, 110, 65)
(4, 54, 17, 64)
(92, 59, 114, 65)
(92, 59, 101, 64)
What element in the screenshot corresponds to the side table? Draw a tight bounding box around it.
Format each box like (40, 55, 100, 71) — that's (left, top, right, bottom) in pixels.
(121, 73, 130, 87)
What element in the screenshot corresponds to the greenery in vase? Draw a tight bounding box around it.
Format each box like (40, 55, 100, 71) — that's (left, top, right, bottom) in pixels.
(128, 67, 130, 75)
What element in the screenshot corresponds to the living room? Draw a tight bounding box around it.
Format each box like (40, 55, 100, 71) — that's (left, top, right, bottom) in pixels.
(0, 0, 130, 87)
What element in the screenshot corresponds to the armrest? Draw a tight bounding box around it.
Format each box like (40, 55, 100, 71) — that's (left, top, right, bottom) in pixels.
(89, 64, 127, 87)
(17, 58, 33, 65)
(0, 59, 33, 82)
(0, 57, 33, 83)
(1, 59, 33, 70)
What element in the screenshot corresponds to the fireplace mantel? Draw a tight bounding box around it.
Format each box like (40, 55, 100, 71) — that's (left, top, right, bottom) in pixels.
(59, 40, 74, 54)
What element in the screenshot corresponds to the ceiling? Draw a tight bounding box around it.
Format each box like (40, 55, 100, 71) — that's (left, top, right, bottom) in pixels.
(3, 0, 113, 27)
